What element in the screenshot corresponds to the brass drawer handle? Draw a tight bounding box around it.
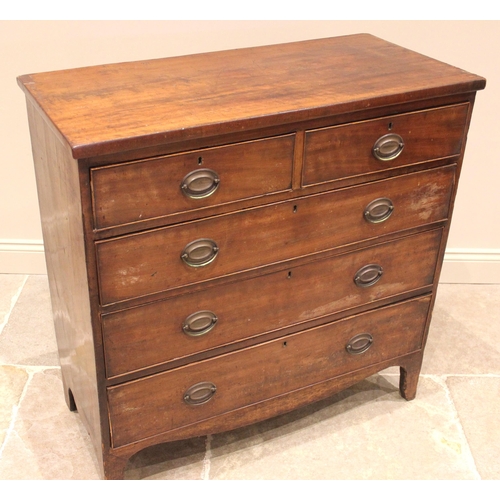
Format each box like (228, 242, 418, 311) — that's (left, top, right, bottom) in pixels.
(364, 197, 394, 223)
(354, 264, 383, 288)
(346, 333, 373, 355)
(181, 238, 219, 267)
(372, 133, 404, 161)
(181, 169, 220, 199)
(183, 382, 217, 405)
(182, 310, 218, 337)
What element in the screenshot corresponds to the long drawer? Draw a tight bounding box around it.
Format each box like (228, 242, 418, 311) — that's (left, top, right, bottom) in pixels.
(102, 229, 442, 378)
(91, 134, 295, 229)
(96, 166, 455, 305)
(108, 296, 431, 448)
(303, 104, 468, 186)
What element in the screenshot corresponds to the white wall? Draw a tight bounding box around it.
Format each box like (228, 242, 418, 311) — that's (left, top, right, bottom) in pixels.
(1, 21, 498, 282)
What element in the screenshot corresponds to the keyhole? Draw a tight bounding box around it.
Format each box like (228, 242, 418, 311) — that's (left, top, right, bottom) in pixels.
(388, 122, 393, 131)
(198, 156, 203, 165)
(283, 341, 288, 347)
(293, 205, 298, 213)
(287, 271, 292, 279)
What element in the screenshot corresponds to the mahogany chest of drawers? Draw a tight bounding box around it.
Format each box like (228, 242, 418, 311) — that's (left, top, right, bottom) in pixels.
(18, 34, 485, 479)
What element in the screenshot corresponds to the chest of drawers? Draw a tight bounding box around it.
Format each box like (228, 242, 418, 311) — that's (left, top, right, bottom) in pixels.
(18, 34, 485, 479)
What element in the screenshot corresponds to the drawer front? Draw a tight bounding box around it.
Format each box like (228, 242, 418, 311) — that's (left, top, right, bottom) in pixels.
(303, 104, 468, 186)
(91, 135, 295, 229)
(97, 166, 455, 305)
(108, 296, 431, 447)
(102, 229, 442, 378)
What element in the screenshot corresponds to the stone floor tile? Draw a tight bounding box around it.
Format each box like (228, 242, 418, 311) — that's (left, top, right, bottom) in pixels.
(0, 275, 26, 332)
(421, 284, 500, 375)
(208, 375, 478, 480)
(0, 275, 58, 366)
(0, 367, 205, 480)
(0, 369, 100, 480)
(0, 365, 28, 448)
(447, 376, 500, 479)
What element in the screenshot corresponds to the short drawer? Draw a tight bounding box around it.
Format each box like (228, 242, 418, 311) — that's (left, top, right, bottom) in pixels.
(102, 229, 442, 378)
(108, 296, 431, 447)
(303, 104, 468, 186)
(91, 134, 295, 229)
(96, 166, 455, 305)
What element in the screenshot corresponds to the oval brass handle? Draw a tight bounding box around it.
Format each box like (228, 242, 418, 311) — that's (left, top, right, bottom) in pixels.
(182, 310, 218, 337)
(181, 238, 219, 267)
(181, 169, 220, 199)
(346, 333, 373, 355)
(364, 197, 394, 224)
(183, 382, 217, 405)
(354, 264, 383, 288)
(372, 133, 404, 161)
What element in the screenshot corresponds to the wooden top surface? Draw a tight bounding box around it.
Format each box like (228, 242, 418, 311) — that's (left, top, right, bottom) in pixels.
(18, 34, 486, 159)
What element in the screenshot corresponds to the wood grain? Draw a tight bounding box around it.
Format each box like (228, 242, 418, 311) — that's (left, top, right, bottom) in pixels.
(102, 229, 442, 378)
(91, 134, 294, 229)
(17, 35, 485, 159)
(108, 296, 431, 448)
(303, 103, 469, 186)
(96, 166, 455, 305)
(25, 100, 105, 472)
(102, 349, 426, 478)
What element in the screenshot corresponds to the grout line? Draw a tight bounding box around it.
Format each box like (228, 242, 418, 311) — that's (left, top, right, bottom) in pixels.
(0, 367, 35, 461)
(0, 275, 29, 336)
(428, 374, 482, 480)
(201, 434, 212, 480)
(0, 366, 58, 461)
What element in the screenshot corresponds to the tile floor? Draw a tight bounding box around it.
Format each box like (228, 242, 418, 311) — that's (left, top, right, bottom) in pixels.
(0, 274, 499, 480)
